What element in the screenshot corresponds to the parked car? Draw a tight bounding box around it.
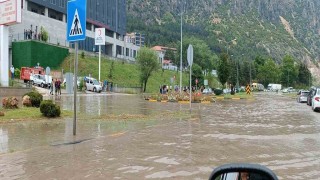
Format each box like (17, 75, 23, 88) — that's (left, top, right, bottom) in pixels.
(307, 87, 317, 106)
(282, 88, 288, 93)
(297, 90, 309, 103)
(311, 87, 320, 112)
(31, 74, 52, 88)
(202, 88, 213, 94)
(84, 77, 102, 93)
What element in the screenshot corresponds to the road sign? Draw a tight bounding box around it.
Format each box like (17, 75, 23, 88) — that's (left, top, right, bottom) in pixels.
(45, 67, 50, 75)
(204, 79, 208, 86)
(187, 44, 193, 66)
(246, 84, 251, 95)
(67, 0, 86, 42)
(0, 0, 21, 25)
(95, 28, 105, 45)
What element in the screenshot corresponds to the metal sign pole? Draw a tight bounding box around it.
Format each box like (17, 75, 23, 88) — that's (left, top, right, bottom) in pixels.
(189, 65, 192, 112)
(73, 42, 78, 136)
(99, 45, 101, 82)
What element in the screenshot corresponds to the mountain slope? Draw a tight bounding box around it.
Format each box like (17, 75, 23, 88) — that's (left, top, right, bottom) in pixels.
(127, 0, 320, 82)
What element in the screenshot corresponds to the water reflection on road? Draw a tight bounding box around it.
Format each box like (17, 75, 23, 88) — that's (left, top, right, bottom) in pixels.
(0, 93, 320, 179)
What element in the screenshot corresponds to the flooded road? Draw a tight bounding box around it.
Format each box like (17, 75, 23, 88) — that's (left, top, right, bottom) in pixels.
(0, 93, 319, 179)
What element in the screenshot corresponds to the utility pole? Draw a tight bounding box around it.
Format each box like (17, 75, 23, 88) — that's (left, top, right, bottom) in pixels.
(287, 69, 289, 87)
(236, 58, 239, 90)
(179, 1, 183, 93)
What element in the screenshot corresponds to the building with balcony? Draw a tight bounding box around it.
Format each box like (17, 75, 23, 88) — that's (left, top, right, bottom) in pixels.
(9, 0, 139, 61)
(151, 46, 178, 71)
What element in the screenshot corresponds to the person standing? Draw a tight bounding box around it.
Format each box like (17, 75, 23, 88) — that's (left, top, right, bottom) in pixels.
(50, 79, 54, 95)
(55, 79, 58, 95)
(10, 65, 15, 80)
(58, 79, 62, 95)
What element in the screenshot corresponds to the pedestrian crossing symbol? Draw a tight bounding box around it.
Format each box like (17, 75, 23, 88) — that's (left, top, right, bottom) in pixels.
(69, 9, 83, 36)
(66, 0, 86, 42)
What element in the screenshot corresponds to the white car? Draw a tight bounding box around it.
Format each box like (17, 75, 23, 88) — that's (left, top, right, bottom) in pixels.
(203, 88, 213, 94)
(84, 77, 102, 93)
(31, 74, 49, 88)
(311, 87, 320, 112)
(297, 90, 309, 103)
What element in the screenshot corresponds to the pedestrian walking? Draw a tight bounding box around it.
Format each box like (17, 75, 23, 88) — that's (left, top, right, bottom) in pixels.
(55, 79, 58, 95)
(50, 79, 54, 95)
(57, 79, 61, 95)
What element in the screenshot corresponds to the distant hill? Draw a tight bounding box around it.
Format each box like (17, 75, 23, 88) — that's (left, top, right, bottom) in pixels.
(127, 0, 320, 83)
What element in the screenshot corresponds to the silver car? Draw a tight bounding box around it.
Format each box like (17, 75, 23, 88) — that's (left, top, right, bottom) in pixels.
(297, 90, 309, 103)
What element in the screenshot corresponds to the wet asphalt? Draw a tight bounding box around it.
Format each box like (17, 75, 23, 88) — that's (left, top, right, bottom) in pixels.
(0, 92, 319, 179)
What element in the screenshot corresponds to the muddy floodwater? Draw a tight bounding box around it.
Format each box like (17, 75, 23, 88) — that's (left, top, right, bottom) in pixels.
(0, 93, 319, 179)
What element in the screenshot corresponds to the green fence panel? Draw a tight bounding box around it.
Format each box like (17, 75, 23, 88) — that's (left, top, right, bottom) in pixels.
(12, 41, 69, 69)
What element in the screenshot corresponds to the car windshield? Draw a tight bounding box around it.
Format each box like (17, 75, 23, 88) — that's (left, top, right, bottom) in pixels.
(93, 80, 100, 85)
(301, 92, 309, 96)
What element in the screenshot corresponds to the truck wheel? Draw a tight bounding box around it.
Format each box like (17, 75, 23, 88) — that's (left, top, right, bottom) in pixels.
(41, 83, 44, 88)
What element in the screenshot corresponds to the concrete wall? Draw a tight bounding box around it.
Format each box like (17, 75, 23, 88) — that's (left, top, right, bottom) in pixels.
(0, 87, 31, 98)
(9, 10, 68, 47)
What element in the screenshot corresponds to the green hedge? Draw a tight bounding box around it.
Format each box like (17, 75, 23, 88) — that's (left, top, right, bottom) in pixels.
(23, 91, 43, 108)
(12, 41, 69, 69)
(40, 100, 61, 117)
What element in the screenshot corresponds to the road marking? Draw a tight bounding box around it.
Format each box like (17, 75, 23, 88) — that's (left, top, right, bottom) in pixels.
(178, 101, 190, 104)
(201, 101, 211, 104)
(109, 132, 126, 137)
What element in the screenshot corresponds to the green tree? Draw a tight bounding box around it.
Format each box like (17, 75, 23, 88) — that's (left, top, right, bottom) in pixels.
(178, 37, 216, 72)
(217, 53, 231, 88)
(280, 55, 299, 87)
(257, 59, 281, 87)
(136, 47, 160, 92)
(191, 63, 204, 87)
(40, 26, 49, 42)
(229, 58, 237, 86)
(297, 63, 312, 87)
(164, 49, 177, 66)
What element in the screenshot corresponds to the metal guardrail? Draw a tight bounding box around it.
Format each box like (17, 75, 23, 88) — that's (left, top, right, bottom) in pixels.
(9, 33, 68, 47)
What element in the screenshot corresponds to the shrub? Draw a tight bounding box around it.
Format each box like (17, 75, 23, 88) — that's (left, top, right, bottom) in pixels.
(2, 97, 19, 109)
(22, 95, 32, 107)
(78, 77, 84, 90)
(23, 91, 43, 107)
(40, 100, 61, 117)
(214, 89, 223, 95)
(14, 68, 20, 79)
(40, 26, 48, 42)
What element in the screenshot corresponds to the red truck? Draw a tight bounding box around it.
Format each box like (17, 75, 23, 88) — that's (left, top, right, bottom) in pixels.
(20, 66, 45, 83)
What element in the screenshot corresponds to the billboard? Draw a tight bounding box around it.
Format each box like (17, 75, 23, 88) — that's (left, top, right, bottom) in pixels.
(0, 0, 22, 26)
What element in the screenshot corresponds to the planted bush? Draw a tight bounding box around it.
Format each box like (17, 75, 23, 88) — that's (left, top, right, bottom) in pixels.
(40, 100, 61, 117)
(23, 91, 43, 107)
(2, 97, 19, 109)
(22, 95, 32, 107)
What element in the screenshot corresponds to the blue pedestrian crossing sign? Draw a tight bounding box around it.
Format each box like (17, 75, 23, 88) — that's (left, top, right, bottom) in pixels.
(67, 0, 86, 42)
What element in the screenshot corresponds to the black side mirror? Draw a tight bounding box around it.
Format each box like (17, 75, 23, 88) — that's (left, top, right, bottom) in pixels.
(209, 163, 278, 180)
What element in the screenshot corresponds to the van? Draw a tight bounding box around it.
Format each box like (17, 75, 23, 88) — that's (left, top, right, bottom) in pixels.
(84, 77, 102, 93)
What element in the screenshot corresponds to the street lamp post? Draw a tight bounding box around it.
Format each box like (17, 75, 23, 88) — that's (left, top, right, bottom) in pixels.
(179, 1, 184, 93)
